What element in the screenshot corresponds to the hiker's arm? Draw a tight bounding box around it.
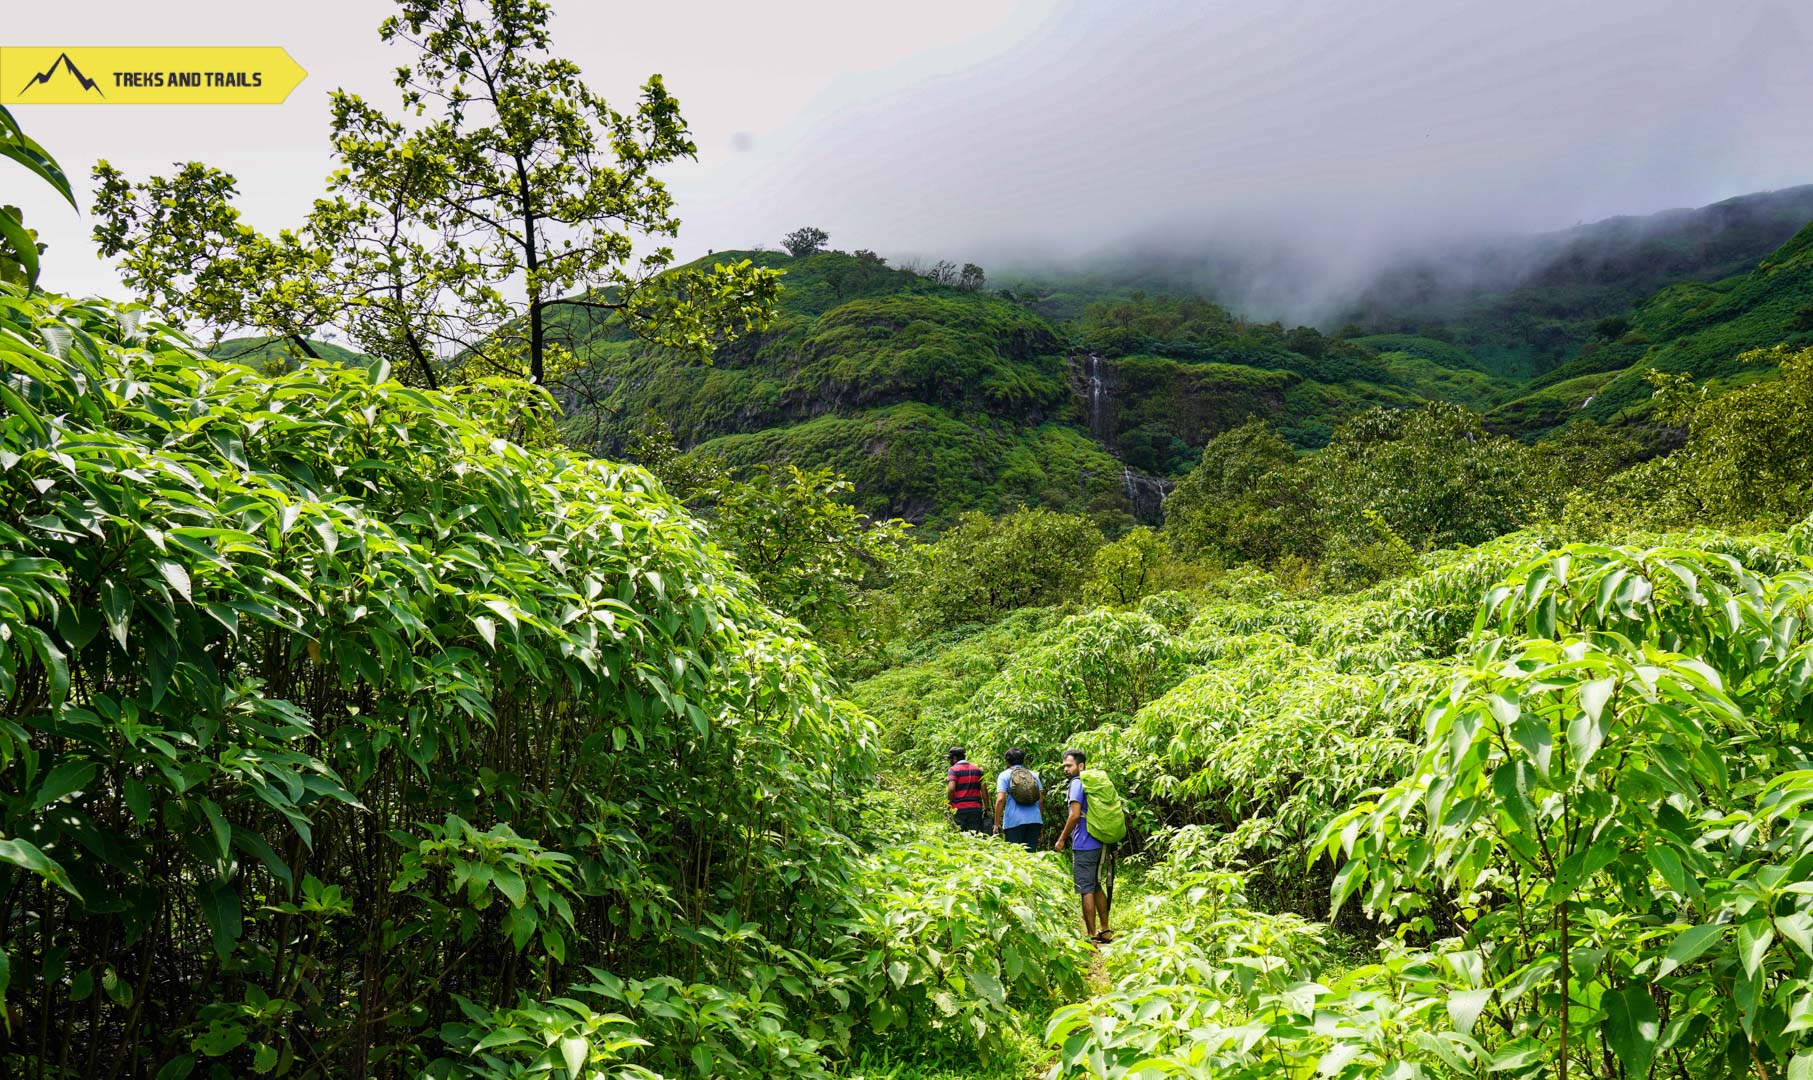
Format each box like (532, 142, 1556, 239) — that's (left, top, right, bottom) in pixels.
(993, 791, 1005, 832)
(945, 771, 956, 801)
(1055, 801, 1080, 850)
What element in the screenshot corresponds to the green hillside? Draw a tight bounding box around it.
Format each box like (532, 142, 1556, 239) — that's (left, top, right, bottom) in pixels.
(197, 201, 1807, 527)
(209, 334, 366, 368)
(1489, 217, 1813, 433)
(565, 251, 1131, 526)
(567, 254, 1528, 525)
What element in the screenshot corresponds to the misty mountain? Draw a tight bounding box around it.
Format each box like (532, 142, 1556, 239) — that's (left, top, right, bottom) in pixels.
(1489, 212, 1813, 434)
(1001, 185, 1813, 380)
(1339, 184, 1813, 376)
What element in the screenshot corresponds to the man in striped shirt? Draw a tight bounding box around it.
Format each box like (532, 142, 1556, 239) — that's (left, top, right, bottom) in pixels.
(946, 747, 988, 835)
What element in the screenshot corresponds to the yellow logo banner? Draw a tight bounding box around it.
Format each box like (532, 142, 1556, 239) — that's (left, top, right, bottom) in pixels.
(0, 47, 306, 104)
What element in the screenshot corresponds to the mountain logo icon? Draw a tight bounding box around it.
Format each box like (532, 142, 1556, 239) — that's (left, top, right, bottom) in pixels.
(17, 52, 104, 98)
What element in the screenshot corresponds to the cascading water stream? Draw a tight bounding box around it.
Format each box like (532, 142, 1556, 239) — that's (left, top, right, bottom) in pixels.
(1087, 353, 1111, 443)
(1075, 353, 1173, 523)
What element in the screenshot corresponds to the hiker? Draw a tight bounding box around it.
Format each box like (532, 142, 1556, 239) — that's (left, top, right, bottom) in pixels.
(993, 746, 1044, 852)
(946, 746, 988, 835)
(1054, 748, 1112, 943)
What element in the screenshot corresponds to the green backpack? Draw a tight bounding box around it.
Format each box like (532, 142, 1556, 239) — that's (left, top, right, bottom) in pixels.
(1079, 768, 1127, 845)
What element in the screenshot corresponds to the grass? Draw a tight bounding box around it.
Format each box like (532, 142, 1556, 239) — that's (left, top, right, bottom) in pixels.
(839, 1041, 1048, 1080)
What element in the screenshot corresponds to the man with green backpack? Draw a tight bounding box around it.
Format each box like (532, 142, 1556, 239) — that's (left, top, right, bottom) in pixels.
(1054, 748, 1126, 944)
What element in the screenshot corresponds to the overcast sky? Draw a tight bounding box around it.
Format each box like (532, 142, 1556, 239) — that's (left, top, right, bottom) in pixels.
(10, 0, 1813, 305)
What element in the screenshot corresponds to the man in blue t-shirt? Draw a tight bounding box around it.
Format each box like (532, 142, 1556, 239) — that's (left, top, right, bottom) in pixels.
(1054, 747, 1111, 943)
(992, 746, 1043, 852)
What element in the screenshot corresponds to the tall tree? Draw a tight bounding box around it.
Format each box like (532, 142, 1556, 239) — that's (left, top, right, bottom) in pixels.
(92, 0, 779, 390)
(781, 226, 828, 257)
(354, 0, 778, 385)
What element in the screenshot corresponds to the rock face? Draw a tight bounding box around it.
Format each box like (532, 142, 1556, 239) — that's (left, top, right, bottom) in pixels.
(1068, 352, 1175, 524)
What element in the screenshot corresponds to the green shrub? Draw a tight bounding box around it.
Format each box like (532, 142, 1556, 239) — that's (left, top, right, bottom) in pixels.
(853, 834, 1091, 1053)
(1164, 419, 1318, 567)
(893, 508, 1104, 631)
(0, 284, 870, 1075)
(1312, 401, 1554, 570)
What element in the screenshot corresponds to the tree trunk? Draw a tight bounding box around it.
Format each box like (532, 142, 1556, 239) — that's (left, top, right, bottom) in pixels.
(288, 333, 321, 360)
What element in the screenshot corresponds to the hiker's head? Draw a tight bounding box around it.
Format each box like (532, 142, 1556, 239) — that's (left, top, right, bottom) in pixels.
(1004, 747, 1026, 767)
(947, 746, 966, 766)
(1061, 748, 1086, 777)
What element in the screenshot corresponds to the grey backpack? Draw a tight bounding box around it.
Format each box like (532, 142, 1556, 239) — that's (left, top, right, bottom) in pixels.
(1006, 766, 1041, 806)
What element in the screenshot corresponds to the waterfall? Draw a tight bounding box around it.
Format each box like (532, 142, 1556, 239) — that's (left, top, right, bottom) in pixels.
(1074, 352, 1172, 524)
(1121, 467, 1174, 525)
(1086, 353, 1112, 443)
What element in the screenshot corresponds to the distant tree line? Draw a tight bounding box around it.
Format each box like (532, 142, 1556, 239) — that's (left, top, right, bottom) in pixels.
(779, 226, 987, 290)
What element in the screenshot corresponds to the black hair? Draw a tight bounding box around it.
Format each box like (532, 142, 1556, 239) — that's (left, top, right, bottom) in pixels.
(1004, 747, 1026, 766)
(947, 746, 965, 763)
(1062, 748, 1086, 764)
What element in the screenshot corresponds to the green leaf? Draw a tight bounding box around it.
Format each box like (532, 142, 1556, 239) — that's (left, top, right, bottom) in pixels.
(473, 1026, 531, 1051)
(199, 799, 231, 869)
(193, 1022, 246, 1056)
(1787, 991, 1813, 1035)
(492, 865, 526, 907)
(1446, 987, 1492, 1035)
(197, 879, 242, 959)
(0, 837, 78, 898)
(1780, 912, 1813, 959)
(1604, 982, 1659, 1079)
(1647, 845, 1688, 895)
(0, 208, 40, 287)
(1658, 922, 1725, 977)
(969, 967, 1006, 1007)
(100, 579, 131, 649)
(559, 1035, 588, 1077)
(1739, 920, 1774, 979)
(32, 760, 96, 809)
(0, 107, 77, 207)
(1790, 1053, 1813, 1080)
(1509, 712, 1552, 779)
(157, 559, 192, 602)
(123, 778, 152, 824)
(1486, 1037, 1546, 1071)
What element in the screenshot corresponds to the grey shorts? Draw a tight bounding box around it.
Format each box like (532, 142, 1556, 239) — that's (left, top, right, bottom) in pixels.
(1071, 846, 1103, 895)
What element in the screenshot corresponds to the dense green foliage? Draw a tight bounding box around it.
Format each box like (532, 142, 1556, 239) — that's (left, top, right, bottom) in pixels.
(565, 252, 1148, 526)
(543, 186, 1813, 531)
(0, 283, 1107, 1078)
(888, 509, 1104, 633)
(568, 259, 1571, 525)
(0, 283, 864, 1074)
(1162, 420, 1314, 568)
(868, 517, 1813, 1077)
(22, 52, 1813, 1077)
(852, 343, 1813, 1079)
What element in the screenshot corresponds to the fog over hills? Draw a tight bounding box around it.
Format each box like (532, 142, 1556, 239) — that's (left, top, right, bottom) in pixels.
(1004, 185, 1813, 320)
(679, 0, 1813, 325)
